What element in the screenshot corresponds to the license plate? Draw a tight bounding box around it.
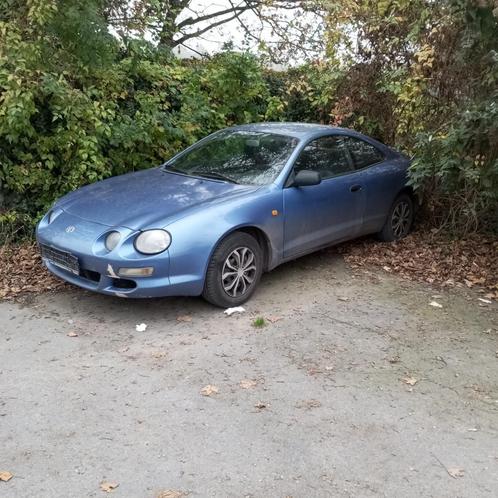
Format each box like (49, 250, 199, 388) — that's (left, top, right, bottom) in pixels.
(40, 244, 80, 275)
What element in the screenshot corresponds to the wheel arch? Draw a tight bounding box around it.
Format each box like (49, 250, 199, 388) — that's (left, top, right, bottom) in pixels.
(208, 225, 273, 274)
(396, 185, 420, 212)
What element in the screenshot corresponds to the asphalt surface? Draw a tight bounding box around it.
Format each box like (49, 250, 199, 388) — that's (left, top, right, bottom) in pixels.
(1, 250, 497, 497)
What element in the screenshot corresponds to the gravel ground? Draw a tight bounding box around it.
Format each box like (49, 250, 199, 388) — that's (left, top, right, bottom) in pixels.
(1, 250, 497, 498)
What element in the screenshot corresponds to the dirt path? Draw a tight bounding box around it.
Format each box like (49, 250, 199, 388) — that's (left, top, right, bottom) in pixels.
(1, 250, 497, 497)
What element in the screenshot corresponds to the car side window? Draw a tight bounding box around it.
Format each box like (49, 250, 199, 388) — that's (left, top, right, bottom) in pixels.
(346, 137, 384, 169)
(293, 136, 353, 180)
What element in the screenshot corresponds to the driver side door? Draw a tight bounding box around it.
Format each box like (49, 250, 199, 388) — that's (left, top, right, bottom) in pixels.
(283, 135, 365, 258)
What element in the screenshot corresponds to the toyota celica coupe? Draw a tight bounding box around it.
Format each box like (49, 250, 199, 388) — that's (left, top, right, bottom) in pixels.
(36, 123, 415, 307)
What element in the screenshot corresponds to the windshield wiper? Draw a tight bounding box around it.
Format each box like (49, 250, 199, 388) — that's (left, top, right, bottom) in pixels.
(162, 164, 185, 174)
(191, 170, 239, 184)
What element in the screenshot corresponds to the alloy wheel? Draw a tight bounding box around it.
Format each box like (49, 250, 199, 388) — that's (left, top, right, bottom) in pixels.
(391, 201, 411, 238)
(221, 246, 257, 297)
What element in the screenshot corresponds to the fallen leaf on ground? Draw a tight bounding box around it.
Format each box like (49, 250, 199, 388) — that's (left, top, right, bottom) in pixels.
(266, 316, 283, 323)
(447, 467, 465, 478)
(0, 471, 13, 482)
(402, 376, 418, 386)
(429, 301, 443, 308)
(478, 298, 492, 304)
(100, 481, 119, 492)
(176, 315, 192, 323)
(0, 243, 67, 300)
(156, 491, 187, 498)
(254, 402, 268, 409)
(135, 323, 147, 332)
(239, 379, 257, 389)
(66, 331, 78, 337)
(200, 385, 218, 396)
(339, 233, 498, 301)
(296, 399, 321, 409)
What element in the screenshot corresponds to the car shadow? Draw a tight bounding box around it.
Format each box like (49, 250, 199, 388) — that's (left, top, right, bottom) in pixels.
(36, 238, 372, 321)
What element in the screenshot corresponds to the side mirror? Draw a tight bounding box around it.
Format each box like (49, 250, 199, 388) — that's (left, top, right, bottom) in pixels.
(293, 170, 321, 187)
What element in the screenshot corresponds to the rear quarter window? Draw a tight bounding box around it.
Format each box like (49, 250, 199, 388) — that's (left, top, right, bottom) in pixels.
(346, 137, 384, 169)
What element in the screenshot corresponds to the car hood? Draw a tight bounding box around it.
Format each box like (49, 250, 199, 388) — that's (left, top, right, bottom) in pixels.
(58, 168, 259, 230)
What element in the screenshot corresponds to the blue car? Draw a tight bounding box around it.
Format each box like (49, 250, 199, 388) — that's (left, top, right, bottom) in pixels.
(36, 123, 414, 307)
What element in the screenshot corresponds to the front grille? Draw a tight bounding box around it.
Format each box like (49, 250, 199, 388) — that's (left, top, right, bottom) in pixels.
(40, 244, 80, 275)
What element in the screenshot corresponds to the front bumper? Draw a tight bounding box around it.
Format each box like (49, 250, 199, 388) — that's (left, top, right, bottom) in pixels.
(36, 211, 203, 298)
(41, 257, 176, 298)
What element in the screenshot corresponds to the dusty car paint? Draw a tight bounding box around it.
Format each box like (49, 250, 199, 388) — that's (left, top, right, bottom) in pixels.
(36, 123, 410, 299)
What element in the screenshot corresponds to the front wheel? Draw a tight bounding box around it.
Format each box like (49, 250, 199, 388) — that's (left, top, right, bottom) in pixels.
(377, 194, 414, 242)
(202, 232, 263, 308)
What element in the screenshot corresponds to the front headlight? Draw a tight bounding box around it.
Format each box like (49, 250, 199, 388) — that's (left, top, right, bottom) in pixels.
(135, 229, 171, 255)
(105, 231, 121, 251)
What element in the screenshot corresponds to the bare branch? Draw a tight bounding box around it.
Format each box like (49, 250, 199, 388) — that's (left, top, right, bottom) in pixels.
(176, 3, 253, 30)
(174, 11, 243, 46)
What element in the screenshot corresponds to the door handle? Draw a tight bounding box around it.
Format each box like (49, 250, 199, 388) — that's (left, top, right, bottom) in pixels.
(350, 184, 362, 193)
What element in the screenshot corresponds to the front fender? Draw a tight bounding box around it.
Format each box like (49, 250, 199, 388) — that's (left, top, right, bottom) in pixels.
(165, 187, 283, 294)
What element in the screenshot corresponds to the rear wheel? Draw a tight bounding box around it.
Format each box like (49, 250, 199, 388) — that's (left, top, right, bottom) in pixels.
(377, 194, 414, 242)
(202, 232, 263, 308)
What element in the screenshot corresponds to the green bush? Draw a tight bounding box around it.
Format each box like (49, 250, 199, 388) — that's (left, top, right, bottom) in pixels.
(0, 0, 497, 241)
(410, 96, 498, 233)
(0, 2, 271, 241)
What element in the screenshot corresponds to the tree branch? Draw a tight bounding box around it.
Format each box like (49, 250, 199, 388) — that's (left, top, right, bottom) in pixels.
(174, 11, 243, 46)
(176, 3, 255, 30)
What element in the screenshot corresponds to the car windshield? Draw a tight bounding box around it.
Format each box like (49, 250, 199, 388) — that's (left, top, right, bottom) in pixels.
(164, 130, 298, 185)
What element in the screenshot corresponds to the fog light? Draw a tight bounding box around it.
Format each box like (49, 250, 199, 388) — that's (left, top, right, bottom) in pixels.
(118, 267, 154, 277)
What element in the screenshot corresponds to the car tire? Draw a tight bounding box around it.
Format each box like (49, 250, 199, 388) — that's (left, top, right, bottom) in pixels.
(377, 193, 414, 242)
(202, 232, 264, 308)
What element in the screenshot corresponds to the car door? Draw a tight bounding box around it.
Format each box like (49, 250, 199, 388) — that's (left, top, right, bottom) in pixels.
(344, 136, 404, 234)
(283, 135, 365, 258)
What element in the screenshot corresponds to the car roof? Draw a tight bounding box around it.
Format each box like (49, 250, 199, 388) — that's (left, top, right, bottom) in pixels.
(230, 122, 354, 139)
(229, 122, 395, 156)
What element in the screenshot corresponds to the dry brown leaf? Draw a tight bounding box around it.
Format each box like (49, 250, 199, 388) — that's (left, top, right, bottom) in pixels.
(447, 467, 465, 478)
(239, 379, 257, 389)
(402, 376, 418, 386)
(200, 385, 218, 396)
(254, 402, 268, 409)
(156, 491, 187, 498)
(0, 471, 13, 482)
(339, 233, 497, 301)
(66, 331, 78, 337)
(176, 315, 192, 323)
(296, 399, 321, 409)
(100, 481, 119, 492)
